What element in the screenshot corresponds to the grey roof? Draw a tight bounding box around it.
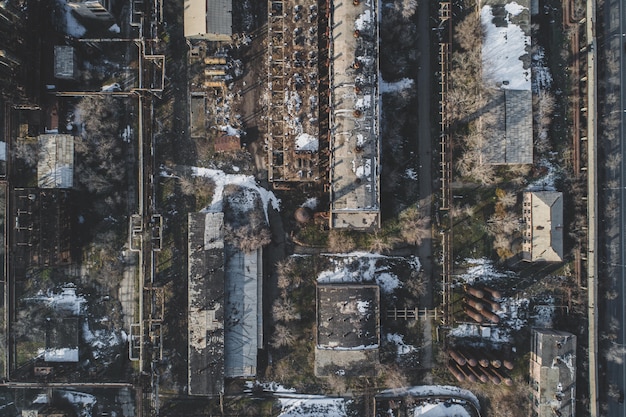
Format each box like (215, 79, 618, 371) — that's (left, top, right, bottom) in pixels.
(184, 0, 232, 41)
(188, 212, 225, 397)
(224, 246, 262, 378)
(315, 283, 380, 377)
(329, 0, 380, 229)
(481, 90, 532, 165)
(37, 134, 74, 189)
(523, 191, 563, 262)
(317, 284, 379, 348)
(54, 46, 75, 80)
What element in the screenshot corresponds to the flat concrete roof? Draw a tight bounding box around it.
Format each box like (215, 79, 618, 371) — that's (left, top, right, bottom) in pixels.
(315, 283, 380, 377)
(184, 0, 233, 41)
(188, 212, 225, 396)
(329, 0, 380, 229)
(530, 329, 576, 417)
(38, 134, 74, 189)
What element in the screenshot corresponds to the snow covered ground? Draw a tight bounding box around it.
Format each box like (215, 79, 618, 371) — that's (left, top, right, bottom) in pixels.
(191, 167, 280, 222)
(455, 258, 513, 284)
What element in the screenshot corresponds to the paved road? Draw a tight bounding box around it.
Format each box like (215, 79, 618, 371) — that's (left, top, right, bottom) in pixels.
(599, 0, 626, 414)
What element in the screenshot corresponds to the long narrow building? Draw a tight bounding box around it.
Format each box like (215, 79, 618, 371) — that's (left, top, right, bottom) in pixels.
(328, 0, 380, 229)
(188, 212, 225, 397)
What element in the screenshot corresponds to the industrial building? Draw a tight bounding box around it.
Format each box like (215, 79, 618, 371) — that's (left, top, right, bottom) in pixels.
(522, 191, 564, 262)
(266, 0, 381, 229)
(315, 283, 380, 377)
(267, 0, 321, 183)
(480, 0, 533, 165)
(38, 134, 74, 189)
(328, 0, 381, 228)
(188, 212, 225, 396)
(530, 329, 576, 417)
(184, 0, 233, 41)
(188, 211, 263, 393)
(224, 247, 262, 378)
(68, 0, 115, 22)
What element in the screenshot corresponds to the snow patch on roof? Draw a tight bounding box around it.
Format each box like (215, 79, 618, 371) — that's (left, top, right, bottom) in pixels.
(278, 395, 347, 417)
(57, 0, 87, 37)
(387, 333, 417, 356)
(192, 167, 281, 222)
(295, 133, 319, 152)
(380, 77, 415, 94)
(481, 4, 531, 90)
(355, 10, 372, 31)
(318, 253, 420, 294)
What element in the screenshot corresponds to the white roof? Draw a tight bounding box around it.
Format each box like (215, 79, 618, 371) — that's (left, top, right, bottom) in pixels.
(38, 134, 74, 189)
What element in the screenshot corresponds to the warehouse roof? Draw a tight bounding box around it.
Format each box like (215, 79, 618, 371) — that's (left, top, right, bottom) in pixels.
(184, 0, 232, 41)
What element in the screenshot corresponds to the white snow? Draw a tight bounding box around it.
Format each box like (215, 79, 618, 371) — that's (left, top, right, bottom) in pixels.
(413, 403, 471, 417)
(531, 47, 553, 93)
(456, 258, 512, 284)
(27, 286, 86, 315)
(0, 141, 6, 161)
(380, 77, 415, 94)
(278, 395, 347, 417)
(505, 1, 526, 15)
(82, 320, 124, 360)
(192, 167, 281, 223)
(352, 158, 372, 179)
(357, 300, 370, 313)
(318, 253, 421, 294)
(44, 348, 79, 362)
(387, 333, 417, 356)
(356, 134, 366, 147)
(378, 386, 480, 411)
(57, 0, 87, 37)
(481, 4, 531, 90)
(295, 133, 319, 152)
(301, 197, 319, 210)
(108, 23, 121, 33)
(405, 168, 417, 180)
(355, 10, 372, 31)
(33, 394, 49, 404)
(59, 391, 96, 417)
(121, 125, 132, 143)
(526, 159, 559, 191)
(220, 124, 240, 137)
(101, 83, 121, 92)
(356, 94, 372, 110)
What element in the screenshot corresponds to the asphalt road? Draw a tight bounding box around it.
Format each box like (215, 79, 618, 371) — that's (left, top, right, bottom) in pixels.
(599, 0, 626, 414)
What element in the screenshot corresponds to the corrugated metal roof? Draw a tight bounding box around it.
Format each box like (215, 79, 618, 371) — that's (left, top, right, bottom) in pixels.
(184, 0, 232, 40)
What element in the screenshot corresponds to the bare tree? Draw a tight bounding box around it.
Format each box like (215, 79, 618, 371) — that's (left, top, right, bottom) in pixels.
(272, 299, 300, 322)
(368, 231, 395, 253)
(271, 324, 296, 348)
(327, 230, 356, 253)
(398, 206, 430, 246)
